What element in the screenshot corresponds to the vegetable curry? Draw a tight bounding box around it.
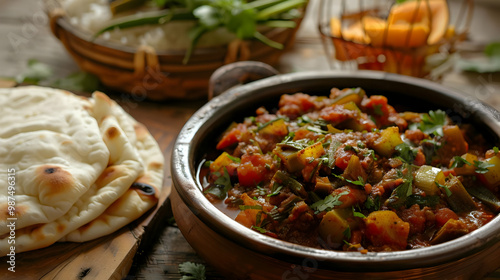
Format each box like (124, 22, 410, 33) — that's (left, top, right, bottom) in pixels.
(200, 87, 500, 252)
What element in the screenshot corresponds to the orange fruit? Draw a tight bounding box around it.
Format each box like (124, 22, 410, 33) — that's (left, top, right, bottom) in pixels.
(388, 0, 450, 45)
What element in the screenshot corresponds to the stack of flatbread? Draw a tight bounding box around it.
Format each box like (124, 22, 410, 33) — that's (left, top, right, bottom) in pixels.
(0, 86, 164, 254)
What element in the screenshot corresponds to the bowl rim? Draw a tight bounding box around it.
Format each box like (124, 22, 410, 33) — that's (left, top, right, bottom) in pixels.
(171, 70, 500, 272)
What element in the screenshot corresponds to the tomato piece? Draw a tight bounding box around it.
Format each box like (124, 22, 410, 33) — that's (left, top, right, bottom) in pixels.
(216, 123, 247, 150)
(237, 153, 272, 187)
(435, 208, 459, 228)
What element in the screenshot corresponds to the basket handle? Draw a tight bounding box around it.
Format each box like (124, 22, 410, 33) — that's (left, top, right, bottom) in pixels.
(133, 45, 163, 78)
(48, 7, 66, 40)
(208, 61, 279, 100)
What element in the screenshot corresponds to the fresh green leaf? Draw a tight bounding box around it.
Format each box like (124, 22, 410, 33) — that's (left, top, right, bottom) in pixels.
(417, 110, 447, 136)
(311, 190, 350, 213)
(179, 262, 206, 280)
(493, 147, 499, 155)
(395, 143, 417, 163)
(435, 181, 452, 197)
(450, 156, 472, 168)
(51, 71, 100, 92)
(16, 59, 53, 84)
(484, 42, 500, 58)
(474, 160, 495, 174)
(343, 226, 351, 239)
(364, 196, 381, 211)
(204, 168, 232, 199)
(387, 164, 414, 208)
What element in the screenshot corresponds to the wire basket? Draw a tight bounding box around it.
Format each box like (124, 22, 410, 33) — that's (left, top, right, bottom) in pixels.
(318, 0, 473, 79)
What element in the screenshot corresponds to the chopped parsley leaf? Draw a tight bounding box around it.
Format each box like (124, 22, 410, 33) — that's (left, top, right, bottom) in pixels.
(474, 160, 495, 174)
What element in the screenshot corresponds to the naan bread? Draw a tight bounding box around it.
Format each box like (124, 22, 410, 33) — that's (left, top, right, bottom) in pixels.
(60, 96, 164, 242)
(0, 86, 109, 234)
(0, 88, 164, 254)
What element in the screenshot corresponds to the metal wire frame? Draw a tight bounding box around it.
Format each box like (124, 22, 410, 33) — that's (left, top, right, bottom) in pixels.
(317, 0, 473, 78)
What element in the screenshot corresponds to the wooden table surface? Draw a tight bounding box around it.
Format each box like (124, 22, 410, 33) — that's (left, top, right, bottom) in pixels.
(1, 0, 500, 279)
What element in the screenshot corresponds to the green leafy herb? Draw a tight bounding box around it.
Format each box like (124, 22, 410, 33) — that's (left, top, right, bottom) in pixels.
(352, 207, 366, 218)
(436, 181, 452, 197)
(417, 110, 447, 136)
(343, 226, 351, 239)
(51, 71, 100, 93)
(96, 0, 306, 63)
(421, 139, 442, 165)
(345, 176, 365, 187)
(204, 168, 232, 199)
(251, 225, 268, 233)
(179, 262, 206, 280)
(450, 156, 472, 168)
(364, 149, 378, 161)
(311, 190, 350, 213)
(395, 143, 417, 163)
(473, 160, 495, 174)
(387, 164, 414, 208)
(267, 183, 282, 197)
(16, 59, 52, 84)
(364, 196, 381, 211)
(277, 132, 309, 150)
(493, 147, 499, 155)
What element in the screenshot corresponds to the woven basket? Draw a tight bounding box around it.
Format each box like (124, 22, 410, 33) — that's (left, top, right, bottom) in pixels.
(45, 1, 306, 100)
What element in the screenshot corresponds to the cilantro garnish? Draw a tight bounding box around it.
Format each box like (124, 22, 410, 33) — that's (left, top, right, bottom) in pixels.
(251, 225, 268, 234)
(343, 226, 351, 239)
(267, 183, 283, 197)
(387, 164, 414, 208)
(493, 147, 499, 154)
(332, 174, 364, 187)
(346, 176, 365, 187)
(418, 110, 447, 136)
(364, 149, 378, 161)
(395, 143, 418, 163)
(352, 206, 366, 218)
(179, 262, 206, 280)
(311, 190, 350, 212)
(364, 196, 381, 211)
(473, 160, 495, 174)
(204, 168, 232, 199)
(450, 156, 472, 168)
(435, 181, 452, 197)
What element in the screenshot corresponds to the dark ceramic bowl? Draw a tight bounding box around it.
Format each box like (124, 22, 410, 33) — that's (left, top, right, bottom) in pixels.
(171, 65, 500, 279)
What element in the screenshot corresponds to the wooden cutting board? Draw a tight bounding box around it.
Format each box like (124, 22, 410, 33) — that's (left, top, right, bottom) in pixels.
(0, 183, 171, 280)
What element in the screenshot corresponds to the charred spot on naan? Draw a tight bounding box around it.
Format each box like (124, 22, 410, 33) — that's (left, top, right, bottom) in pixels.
(106, 126, 120, 140)
(36, 165, 76, 197)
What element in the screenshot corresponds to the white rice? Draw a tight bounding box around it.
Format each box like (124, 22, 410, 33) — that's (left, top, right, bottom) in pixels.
(59, 0, 237, 51)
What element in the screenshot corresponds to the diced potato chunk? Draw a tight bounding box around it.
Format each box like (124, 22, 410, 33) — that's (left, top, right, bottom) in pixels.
(297, 142, 325, 166)
(452, 153, 478, 175)
(414, 165, 445, 196)
(364, 211, 409, 250)
(480, 155, 500, 188)
(210, 152, 238, 173)
(259, 118, 288, 137)
(372, 127, 404, 157)
(319, 209, 351, 246)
